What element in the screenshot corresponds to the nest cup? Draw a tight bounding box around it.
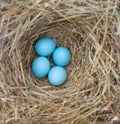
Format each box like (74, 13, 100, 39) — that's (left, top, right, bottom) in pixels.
(0, 1, 120, 124)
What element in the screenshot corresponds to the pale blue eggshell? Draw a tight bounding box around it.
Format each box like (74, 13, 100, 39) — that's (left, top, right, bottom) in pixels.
(48, 66, 67, 86)
(35, 37, 56, 56)
(53, 46, 71, 66)
(32, 57, 50, 78)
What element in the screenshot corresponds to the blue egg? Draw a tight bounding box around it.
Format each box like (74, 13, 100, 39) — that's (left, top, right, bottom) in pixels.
(35, 37, 56, 56)
(53, 46, 71, 66)
(32, 57, 50, 78)
(48, 66, 67, 86)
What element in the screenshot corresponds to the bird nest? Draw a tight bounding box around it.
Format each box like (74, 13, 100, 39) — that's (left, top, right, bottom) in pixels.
(0, 0, 120, 124)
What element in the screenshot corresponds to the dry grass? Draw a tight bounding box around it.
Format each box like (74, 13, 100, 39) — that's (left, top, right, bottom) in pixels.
(0, 0, 120, 124)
